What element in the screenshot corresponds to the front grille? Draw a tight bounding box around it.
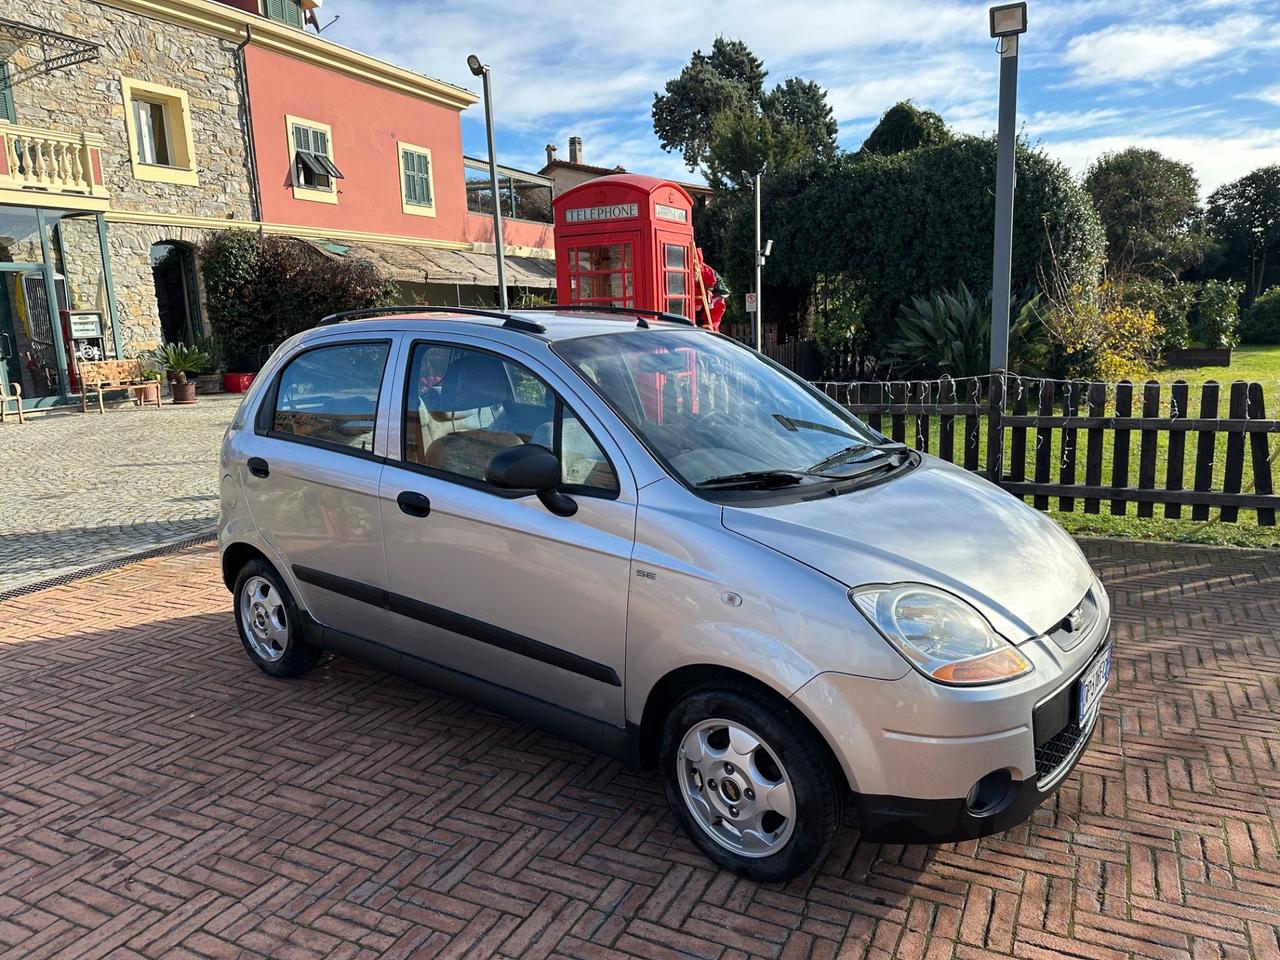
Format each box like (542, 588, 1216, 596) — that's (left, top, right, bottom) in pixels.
(1035, 720, 1084, 781)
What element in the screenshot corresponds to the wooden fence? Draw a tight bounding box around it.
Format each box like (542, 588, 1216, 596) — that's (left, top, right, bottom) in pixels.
(817, 376, 1280, 525)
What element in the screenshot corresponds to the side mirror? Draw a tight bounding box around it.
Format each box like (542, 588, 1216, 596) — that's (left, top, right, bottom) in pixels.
(486, 444, 577, 517)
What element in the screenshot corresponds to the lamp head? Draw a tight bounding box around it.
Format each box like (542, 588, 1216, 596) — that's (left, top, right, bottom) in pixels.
(989, 2, 1027, 37)
(466, 54, 485, 77)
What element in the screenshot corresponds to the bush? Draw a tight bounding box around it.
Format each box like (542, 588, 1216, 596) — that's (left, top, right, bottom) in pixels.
(753, 136, 1104, 351)
(1042, 282, 1163, 381)
(1122, 278, 1196, 352)
(1189, 279, 1242, 349)
(1239, 286, 1280, 344)
(200, 232, 398, 371)
(884, 282, 1048, 378)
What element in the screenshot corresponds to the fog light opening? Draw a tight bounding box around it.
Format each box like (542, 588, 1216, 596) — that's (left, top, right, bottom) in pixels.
(965, 770, 1014, 817)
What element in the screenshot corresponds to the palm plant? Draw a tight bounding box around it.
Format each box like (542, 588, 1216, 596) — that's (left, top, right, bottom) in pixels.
(884, 282, 1046, 378)
(149, 343, 212, 384)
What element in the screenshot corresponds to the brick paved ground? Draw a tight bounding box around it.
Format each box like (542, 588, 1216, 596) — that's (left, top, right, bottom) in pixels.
(1, 539, 1277, 959)
(0, 396, 240, 592)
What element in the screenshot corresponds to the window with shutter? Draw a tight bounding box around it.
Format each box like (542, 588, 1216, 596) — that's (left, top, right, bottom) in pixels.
(290, 120, 341, 193)
(265, 0, 305, 28)
(398, 143, 435, 216)
(0, 62, 15, 124)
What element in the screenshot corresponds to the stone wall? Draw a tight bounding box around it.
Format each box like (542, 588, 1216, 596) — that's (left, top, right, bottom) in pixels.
(6, 1, 255, 352)
(9, 0, 255, 220)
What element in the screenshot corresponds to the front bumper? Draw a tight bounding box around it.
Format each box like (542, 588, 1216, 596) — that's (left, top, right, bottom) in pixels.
(791, 587, 1110, 844)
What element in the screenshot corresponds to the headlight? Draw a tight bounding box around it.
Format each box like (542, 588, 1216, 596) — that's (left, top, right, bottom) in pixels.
(851, 584, 1032, 685)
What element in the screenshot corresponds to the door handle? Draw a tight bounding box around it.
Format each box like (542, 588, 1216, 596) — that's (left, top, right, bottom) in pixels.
(247, 457, 270, 478)
(396, 491, 431, 517)
(0, 332, 11, 361)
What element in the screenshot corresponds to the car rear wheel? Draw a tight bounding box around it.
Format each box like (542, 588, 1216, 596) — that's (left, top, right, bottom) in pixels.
(233, 559, 321, 678)
(659, 683, 843, 881)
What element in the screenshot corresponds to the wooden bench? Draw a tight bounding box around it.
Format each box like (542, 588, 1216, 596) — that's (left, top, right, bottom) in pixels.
(0, 379, 22, 424)
(79, 359, 162, 413)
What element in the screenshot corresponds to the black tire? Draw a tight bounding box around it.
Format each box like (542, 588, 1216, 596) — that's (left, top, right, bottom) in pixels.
(232, 558, 321, 678)
(659, 682, 844, 882)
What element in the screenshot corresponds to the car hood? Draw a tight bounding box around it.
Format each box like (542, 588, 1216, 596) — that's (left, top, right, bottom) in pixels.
(721, 456, 1093, 640)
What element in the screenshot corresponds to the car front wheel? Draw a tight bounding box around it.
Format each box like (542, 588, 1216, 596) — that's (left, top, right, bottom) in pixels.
(659, 683, 844, 881)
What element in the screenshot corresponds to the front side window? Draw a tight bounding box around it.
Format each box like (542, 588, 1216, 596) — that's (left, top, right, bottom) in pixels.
(271, 341, 390, 452)
(567, 243, 634, 308)
(403, 342, 617, 493)
(292, 122, 343, 191)
(556, 330, 883, 490)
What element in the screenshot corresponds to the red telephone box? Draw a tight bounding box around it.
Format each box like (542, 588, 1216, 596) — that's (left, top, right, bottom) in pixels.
(553, 174, 696, 319)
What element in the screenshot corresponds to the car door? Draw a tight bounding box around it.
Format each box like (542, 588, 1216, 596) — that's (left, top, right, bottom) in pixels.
(238, 334, 399, 648)
(378, 335, 636, 726)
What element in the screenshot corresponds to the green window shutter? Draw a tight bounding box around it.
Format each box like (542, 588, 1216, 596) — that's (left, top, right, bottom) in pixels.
(0, 62, 14, 124)
(292, 124, 310, 153)
(402, 150, 418, 204)
(265, 0, 304, 28)
(312, 128, 328, 157)
(404, 150, 431, 205)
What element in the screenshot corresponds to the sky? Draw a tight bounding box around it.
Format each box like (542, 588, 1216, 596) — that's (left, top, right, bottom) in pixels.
(324, 0, 1280, 196)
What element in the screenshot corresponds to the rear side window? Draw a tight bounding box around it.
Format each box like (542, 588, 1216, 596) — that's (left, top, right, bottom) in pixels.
(271, 341, 390, 453)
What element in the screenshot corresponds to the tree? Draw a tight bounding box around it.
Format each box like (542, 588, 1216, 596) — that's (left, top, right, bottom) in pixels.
(762, 78, 837, 159)
(652, 38, 766, 170)
(858, 101, 951, 157)
(1206, 164, 1280, 298)
(704, 105, 816, 192)
(1083, 148, 1207, 277)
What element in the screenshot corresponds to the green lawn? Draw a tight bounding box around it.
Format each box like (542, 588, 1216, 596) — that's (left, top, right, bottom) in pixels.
(875, 345, 1280, 548)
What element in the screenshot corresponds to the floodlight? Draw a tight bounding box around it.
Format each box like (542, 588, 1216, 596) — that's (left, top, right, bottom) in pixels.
(989, 2, 1027, 37)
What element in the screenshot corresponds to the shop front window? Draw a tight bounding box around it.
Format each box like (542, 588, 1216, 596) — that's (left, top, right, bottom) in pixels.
(567, 243, 634, 308)
(0, 205, 116, 405)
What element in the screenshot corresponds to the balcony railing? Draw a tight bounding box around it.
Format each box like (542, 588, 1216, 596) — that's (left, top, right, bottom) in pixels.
(0, 123, 110, 203)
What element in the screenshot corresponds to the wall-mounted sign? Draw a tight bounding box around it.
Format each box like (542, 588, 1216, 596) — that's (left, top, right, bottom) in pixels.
(564, 203, 638, 224)
(69, 313, 104, 339)
(655, 203, 688, 223)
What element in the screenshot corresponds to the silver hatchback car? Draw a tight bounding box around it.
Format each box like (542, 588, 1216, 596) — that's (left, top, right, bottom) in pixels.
(219, 306, 1111, 881)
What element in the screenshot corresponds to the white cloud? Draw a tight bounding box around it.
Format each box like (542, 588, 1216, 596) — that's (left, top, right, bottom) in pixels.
(1062, 20, 1250, 84)
(1254, 85, 1280, 107)
(1044, 130, 1280, 194)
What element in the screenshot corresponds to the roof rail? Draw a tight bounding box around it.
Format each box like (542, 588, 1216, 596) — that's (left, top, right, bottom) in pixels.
(539, 304, 696, 327)
(315, 304, 545, 333)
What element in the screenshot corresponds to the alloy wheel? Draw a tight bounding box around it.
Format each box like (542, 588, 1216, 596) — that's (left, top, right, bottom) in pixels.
(240, 575, 288, 662)
(677, 718, 796, 857)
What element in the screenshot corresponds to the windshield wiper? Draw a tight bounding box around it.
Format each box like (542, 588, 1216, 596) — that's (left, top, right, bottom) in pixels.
(807, 441, 907, 474)
(696, 470, 806, 489)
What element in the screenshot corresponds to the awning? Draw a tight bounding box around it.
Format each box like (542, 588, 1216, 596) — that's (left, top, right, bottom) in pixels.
(303, 239, 556, 289)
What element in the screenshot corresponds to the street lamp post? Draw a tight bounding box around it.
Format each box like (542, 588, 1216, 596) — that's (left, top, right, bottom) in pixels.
(986, 1, 1026, 480)
(467, 54, 508, 311)
(754, 170, 763, 350)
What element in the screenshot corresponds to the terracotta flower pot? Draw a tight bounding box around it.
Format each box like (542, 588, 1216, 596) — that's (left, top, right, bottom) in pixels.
(172, 381, 197, 405)
(139, 382, 160, 406)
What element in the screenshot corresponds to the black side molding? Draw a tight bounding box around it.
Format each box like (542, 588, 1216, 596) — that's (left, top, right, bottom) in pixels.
(291, 565, 621, 687)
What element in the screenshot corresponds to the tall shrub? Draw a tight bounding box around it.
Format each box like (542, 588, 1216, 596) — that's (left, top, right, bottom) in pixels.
(1190, 279, 1243, 349)
(1239, 286, 1280, 344)
(200, 233, 397, 370)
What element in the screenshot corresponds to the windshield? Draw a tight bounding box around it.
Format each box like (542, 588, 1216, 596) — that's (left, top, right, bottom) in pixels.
(555, 330, 887, 488)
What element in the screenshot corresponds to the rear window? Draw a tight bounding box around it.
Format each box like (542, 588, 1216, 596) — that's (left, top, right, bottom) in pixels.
(271, 341, 390, 453)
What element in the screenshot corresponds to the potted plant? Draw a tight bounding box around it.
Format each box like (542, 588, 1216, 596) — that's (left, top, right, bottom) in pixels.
(150, 343, 211, 405)
(194, 336, 224, 394)
(135, 353, 163, 406)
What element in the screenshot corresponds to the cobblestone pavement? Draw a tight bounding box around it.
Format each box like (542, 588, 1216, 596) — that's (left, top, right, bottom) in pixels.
(0, 395, 242, 592)
(1, 539, 1277, 959)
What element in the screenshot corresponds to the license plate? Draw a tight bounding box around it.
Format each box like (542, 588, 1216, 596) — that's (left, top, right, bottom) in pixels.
(1076, 646, 1111, 726)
